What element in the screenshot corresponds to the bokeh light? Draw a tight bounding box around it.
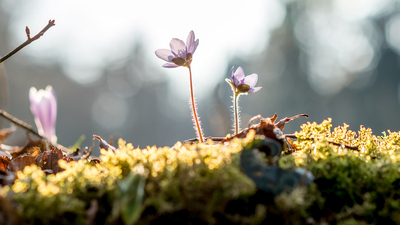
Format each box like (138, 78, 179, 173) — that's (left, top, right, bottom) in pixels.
(1, 0, 400, 150)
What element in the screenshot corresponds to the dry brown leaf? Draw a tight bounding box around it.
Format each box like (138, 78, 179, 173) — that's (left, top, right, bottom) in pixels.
(0, 150, 11, 159)
(35, 149, 63, 174)
(67, 147, 89, 161)
(26, 147, 41, 157)
(0, 156, 10, 172)
(90, 158, 101, 164)
(94, 135, 116, 152)
(8, 155, 36, 171)
(0, 126, 17, 144)
(10, 139, 45, 159)
(35, 147, 73, 174)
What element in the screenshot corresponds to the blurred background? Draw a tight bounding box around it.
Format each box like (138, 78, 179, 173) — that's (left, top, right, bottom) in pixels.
(1, 0, 400, 153)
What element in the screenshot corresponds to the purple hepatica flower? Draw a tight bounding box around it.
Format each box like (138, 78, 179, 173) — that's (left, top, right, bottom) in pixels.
(29, 85, 57, 144)
(227, 67, 262, 95)
(155, 30, 199, 68)
(226, 67, 262, 135)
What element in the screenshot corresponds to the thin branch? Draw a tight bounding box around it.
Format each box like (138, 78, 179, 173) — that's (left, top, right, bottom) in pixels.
(184, 137, 225, 143)
(83, 137, 95, 160)
(0, 110, 68, 151)
(247, 115, 262, 129)
(0, 63, 8, 129)
(0, 20, 56, 63)
(0, 110, 39, 137)
(93, 135, 117, 152)
(285, 134, 360, 151)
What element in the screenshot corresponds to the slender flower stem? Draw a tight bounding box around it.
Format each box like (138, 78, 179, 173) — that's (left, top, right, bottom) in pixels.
(188, 66, 204, 143)
(226, 79, 242, 135)
(226, 67, 261, 135)
(233, 93, 240, 135)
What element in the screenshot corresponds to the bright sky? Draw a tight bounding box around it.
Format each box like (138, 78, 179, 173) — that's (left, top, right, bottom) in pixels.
(6, 0, 286, 100)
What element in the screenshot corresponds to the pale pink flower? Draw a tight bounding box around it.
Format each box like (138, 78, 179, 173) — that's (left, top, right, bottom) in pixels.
(29, 85, 57, 143)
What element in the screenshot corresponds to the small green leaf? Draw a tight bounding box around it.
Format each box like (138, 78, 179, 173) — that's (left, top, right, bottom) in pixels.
(120, 173, 146, 225)
(68, 134, 86, 150)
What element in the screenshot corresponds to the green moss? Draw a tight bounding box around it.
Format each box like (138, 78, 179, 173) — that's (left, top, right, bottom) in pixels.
(278, 119, 400, 223)
(4, 119, 400, 224)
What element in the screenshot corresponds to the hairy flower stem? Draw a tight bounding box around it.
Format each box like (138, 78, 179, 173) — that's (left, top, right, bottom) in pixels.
(233, 93, 241, 135)
(188, 66, 204, 143)
(226, 79, 242, 135)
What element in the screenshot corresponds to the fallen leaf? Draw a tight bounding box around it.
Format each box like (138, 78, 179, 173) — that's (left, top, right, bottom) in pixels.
(35, 149, 62, 174)
(0, 144, 20, 152)
(8, 155, 36, 171)
(0, 126, 17, 144)
(0, 156, 10, 171)
(26, 147, 41, 157)
(35, 146, 73, 174)
(0, 150, 11, 159)
(90, 158, 101, 164)
(94, 135, 116, 152)
(10, 139, 45, 159)
(67, 147, 89, 161)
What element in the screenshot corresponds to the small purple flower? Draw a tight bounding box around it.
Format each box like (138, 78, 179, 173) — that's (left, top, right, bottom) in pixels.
(29, 85, 57, 143)
(155, 30, 199, 68)
(226, 67, 262, 135)
(227, 67, 262, 94)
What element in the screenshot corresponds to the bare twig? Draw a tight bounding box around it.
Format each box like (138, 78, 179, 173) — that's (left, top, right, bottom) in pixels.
(285, 134, 360, 151)
(0, 109, 68, 151)
(83, 137, 95, 160)
(0, 110, 39, 137)
(248, 115, 262, 129)
(0, 20, 56, 63)
(0, 63, 8, 128)
(183, 137, 225, 143)
(93, 135, 117, 152)
(0, 20, 55, 129)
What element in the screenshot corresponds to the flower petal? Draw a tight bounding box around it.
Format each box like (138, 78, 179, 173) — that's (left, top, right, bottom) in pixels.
(155, 49, 174, 62)
(32, 94, 51, 136)
(46, 85, 57, 131)
(186, 30, 195, 53)
(248, 86, 262, 94)
(162, 63, 180, 68)
(29, 86, 57, 143)
(233, 67, 245, 86)
(186, 31, 199, 55)
(230, 66, 235, 80)
(169, 38, 187, 58)
(243, 74, 258, 88)
(29, 87, 38, 106)
(191, 39, 199, 55)
(29, 87, 41, 126)
(41, 99, 55, 139)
